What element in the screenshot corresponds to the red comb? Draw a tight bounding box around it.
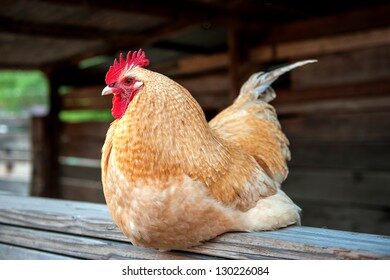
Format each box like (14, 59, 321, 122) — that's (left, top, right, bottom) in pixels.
(105, 49, 149, 85)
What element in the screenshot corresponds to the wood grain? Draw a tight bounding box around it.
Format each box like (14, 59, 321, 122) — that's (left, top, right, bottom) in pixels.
(285, 169, 390, 207)
(0, 225, 217, 260)
(291, 46, 390, 90)
(177, 27, 390, 74)
(276, 96, 390, 115)
(289, 142, 390, 171)
(296, 200, 390, 236)
(0, 242, 75, 260)
(281, 111, 390, 143)
(0, 194, 388, 259)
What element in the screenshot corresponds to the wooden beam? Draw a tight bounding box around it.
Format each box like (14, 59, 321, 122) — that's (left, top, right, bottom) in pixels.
(262, 3, 390, 44)
(111, 19, 197, 49)
(169, 3, 390, 74)
(176, 27, 390, 75)
(152, 41, 226, 55)
(276, 96, 390, 116)
(0, 224, 211, 260)
(0, 194, 389, 259)
(44, 18, 196, 70)
(275, 79, 390, 104)
(0, 243, 76, 260)
(0, 16, 107, 40)
(39, 0, 213, 21)
(38, 0, 277, 28)
(272, 28, 390, 60)
(289, 45, 390, 90)
(47, 76, 61, 198)
(30, 72, 62, 198)
(30, 116, 50, 197)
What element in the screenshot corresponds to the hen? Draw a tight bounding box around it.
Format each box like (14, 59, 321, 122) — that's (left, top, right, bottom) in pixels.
(101, 50, 315, 250)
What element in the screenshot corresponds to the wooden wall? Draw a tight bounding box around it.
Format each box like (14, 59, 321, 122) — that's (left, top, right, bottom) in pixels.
(32, 25, 390, 235)
(279, 45, 390, 235)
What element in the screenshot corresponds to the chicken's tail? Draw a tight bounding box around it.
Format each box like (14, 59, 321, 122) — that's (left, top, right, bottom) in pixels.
(237, 188, 302, 232)
(209, 60, 316, 185)
(236, 60, 317, 104)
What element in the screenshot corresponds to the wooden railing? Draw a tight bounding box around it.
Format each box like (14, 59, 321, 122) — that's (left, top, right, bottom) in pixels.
(0, 194, 389, 260)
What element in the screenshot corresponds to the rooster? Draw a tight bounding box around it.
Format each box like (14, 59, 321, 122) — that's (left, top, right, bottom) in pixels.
(101, 50, 315, 250)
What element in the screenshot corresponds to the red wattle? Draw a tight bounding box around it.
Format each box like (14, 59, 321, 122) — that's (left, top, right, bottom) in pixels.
(112, 95, 130, 119)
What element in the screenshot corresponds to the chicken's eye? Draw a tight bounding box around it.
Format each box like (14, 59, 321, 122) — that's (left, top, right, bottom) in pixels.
(125, 77, 133, 84)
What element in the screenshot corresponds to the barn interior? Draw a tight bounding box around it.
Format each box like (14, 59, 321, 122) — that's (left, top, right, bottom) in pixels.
(0, 0, 389, 236)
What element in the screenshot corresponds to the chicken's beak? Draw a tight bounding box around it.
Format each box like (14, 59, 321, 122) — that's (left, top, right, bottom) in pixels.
(102, 86, 113, 96)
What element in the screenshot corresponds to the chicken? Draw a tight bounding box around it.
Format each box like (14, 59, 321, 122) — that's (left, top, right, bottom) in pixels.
(101, 49, 316, 250)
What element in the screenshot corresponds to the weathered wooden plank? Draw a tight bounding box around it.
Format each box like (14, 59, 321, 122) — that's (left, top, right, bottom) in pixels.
(283, 169, 390, 235)
(187, 228, 387, 260)
(281, 111, 390, 143)
(274, 79, 390, 104)
(296, 201, 390, 236)
(284, 169, 390, 208)
(0, 195, 388, 259)
(291, 46, 390, 90)
(177, 27, 390, 74)
(288, 142, 390, 171)
(274, 27, 390, 60)
(0, 225, 220, 260)
(276, 96, 390, 115)
(263, 3, 390, 44)
(0, 243, 75, 260)
(0, 195, 117, 239)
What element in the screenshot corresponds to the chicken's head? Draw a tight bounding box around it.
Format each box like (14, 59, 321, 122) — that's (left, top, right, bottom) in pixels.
(102, 50, 149, 119)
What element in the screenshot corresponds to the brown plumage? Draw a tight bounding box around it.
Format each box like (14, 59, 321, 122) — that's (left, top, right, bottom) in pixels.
(101, 52, 316, 250)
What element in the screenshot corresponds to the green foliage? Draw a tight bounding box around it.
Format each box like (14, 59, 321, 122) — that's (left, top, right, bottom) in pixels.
(78, 56, 110, 69)
(0, 70, 48, 113)
(0, 70, 112, 122)
(60, 110, 113, 123)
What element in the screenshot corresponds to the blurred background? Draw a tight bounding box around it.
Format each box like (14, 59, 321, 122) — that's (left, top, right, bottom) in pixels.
(0, 0, 389, 235)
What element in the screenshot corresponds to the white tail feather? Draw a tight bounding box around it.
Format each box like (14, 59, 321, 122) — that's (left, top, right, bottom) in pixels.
(238, 60, 317, 103)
